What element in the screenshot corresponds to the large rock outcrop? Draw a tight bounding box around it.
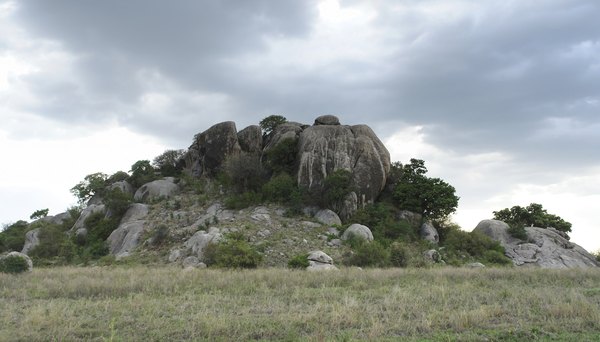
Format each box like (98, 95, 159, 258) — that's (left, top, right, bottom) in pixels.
(183, 121, 241, 177)
(107, 203, 149, 259)
(474, 219, 599, 268)
(21, 228, 41, 255)
(134, 178, 179, 203)
(237, 125, 263, 154)
(297, 118, 390, 217)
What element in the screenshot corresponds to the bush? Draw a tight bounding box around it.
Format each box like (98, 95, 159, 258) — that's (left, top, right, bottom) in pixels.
(259, 115, 287, 136)
(352, 203, 417, 243)
(223, 153, 267, 193)
(493, 203, 572, 233)
(29, 209, 49, 220)
(389, 242, 410, 267)
(107, 171, 130, 184)
(150, 225, 170, 246)
(0, 254, 30, 274)
(153, 149, 185, 177)
(209, 233, 263, 269)
(507, 223, 528, 240)
(442, 229, 511, 266)
(288, 254, 310, 269)
(0, 221, 29, 253)
(344, 239, 389, 267)
(104, 188, 132, 217)
(262, 172, 298, 203)
(129, 160, 157, 188)
(264, 138, 298, 175)
(70, 172, 109, 204)
(224, 192, 263, 210)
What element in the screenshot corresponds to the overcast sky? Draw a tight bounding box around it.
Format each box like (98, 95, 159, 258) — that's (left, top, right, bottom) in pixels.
(1, 0, 599, 251)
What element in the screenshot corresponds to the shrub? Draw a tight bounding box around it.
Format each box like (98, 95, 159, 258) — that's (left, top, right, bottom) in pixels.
(344, 239, 389, 267)
(288, 254, 310, 269)
(493, 203, 572, 233)
(70, 172, 109, 204)
(104, 188, 132, 217)
(29, 209, 49, 220)
(442, 229, 511, 266)
(0, 254, 30, 274)
(264, 138, 298, 175)
(389, 242, 409, 267)
(223, 153, 267, 193)
(150, 225, 170, 246)
(352, 203, 417, 243)
(224, 192, 263, 210)
(262, 172, 299, 203)
(210, 234, 263, 269)
(259, 115, 287, 136)
(107, 171, 130, 184)
(0, 221, 29, 253)
(507, 223, 528, 240)
(153, 149, 185, 177)
(28, 223, 69, 260)
(129, 160, 157, 188)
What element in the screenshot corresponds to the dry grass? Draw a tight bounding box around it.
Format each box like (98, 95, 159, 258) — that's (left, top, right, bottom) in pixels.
(1, 267, 600, 341)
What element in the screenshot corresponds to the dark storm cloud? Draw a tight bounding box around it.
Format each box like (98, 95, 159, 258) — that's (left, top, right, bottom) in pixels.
(9, 0, 600, 167)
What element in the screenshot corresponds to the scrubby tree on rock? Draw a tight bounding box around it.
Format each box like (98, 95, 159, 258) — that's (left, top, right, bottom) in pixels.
(493, 203, 572, 233)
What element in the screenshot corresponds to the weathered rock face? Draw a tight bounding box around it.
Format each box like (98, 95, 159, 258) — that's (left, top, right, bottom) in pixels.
(420, 222, 439, 244)
(134, 178, 179, 203)
(109, 181, 135, 197)
(237, 125, 263, 154)
(21, 228, 41, 255)
(39, 212, 70, 226)
(342, 224, 374, 242)
(398, 210, 423, 229)
(70, 204, 106, 233)
(297, 123, 390, 216)
(306, 250, 338, 271)
(314, 115, 340, 126)
(107, 204, 149, 259)
(263, 122, 303, 152)
(474, 219, 599, 268)
(184, 227, 222, 260)
(183, 121, 241, 177)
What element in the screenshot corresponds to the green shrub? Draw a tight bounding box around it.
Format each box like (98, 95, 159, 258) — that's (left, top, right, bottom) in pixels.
(223, 153, 267, 193)
(104, 188, 132, 217)
(483, 250, 512, 265)
(107, 171, 130, 183)
(264, 138, 298, 175)
(153, 149, 185, 177)
(352, 203, 417, 243)
(288, 254, 310, 269)
(29, 209, 49, 220)
(442, 229, 511, 266)
(150, 225, 170, 246)
(262, 172, 299, 203)
(129, 160, 157, 188)
(224, 192, 263, 210)
(344, 239, 389, 267)
(259, 115, 287, 136)
(389, 242, 409, 267)
(28, 223, 69, 260)
(0, 254, 30, 274)
(0, 221, 29, 253)
(208, 233, 263, 269)
(507, 223, 528, 240)
(70, 172, 109, 205)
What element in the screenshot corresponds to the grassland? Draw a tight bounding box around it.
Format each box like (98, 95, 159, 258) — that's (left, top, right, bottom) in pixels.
(1, 267, 600, 341)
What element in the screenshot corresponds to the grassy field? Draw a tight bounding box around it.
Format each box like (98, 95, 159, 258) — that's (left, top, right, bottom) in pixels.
(1, 267, 600, 341)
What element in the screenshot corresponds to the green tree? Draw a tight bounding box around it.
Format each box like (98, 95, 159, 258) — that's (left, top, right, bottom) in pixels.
(264, 138, 298, 175)
(392, 159, 459, 221)
(493, 203, 572, 233)
(129, 160, 156, 188)
(70, 172, 109, 204)
(30, 209, 49, 220)
(320, 169, 354, 212)
(259, 115, 287, 136)
(153, 149, 185, 177)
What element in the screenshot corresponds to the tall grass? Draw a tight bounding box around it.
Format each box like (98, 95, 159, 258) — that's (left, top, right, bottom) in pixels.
(1, 267, 600, 341)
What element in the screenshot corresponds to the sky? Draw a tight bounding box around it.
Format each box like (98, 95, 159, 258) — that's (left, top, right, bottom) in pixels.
(1, 0, 599, 252)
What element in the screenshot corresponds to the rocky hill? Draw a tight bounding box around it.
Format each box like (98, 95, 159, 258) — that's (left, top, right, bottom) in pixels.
(2, 115, 599, 270)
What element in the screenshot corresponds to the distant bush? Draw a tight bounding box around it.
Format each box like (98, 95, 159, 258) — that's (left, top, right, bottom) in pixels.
(0, 254, 29, 274)
(442, 229, 511, 266)
(507, 223, 528, 240)
(107, 171, 130, 184)
(149, 225, 170, 247)
(352, 203, 417, 243)
(493, 203, 572, 233)
(208, 233, 263, 269)
(104, 188, 132, 217)
(224, 191, 263, 210)
(129, 160, 157, 188)
(288, 254, 310, 269)
(29, 209, 49, 220)
(264, 138, 298, 175)
(259, 115, 287, 136)
(223, 153, 267, 193)
(261, 172, 303, 208)
(0, 221, 29, 253)
(153, 149, 185, 177)
(70, 172, 109, 205)
(344, 239, 389, 267)
(389, 242, 409, 267)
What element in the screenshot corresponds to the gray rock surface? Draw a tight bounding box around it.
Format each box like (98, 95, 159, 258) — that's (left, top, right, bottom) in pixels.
(182, 256, 206, 269)
(21, 228, 41, 255)
(109, 180, 135, 197)
(183, 121, 242, 177)
(397, 210, 423, 228)
(423, 249, 442, 263)
(314, 115, 340, 126)
(70, 204, 106, 233)
(297, 123, 390, 216)
(39, 212, 70, 225)
(314, 209, 341, 226)
(168, 249, 183, 263)
(184, 228, 222, 260)
(306, 250, 338, 271)
(263, 122, 303, 152)
(237, 125, 263, 154)
(134, 178, 179, 203)
(1, 252, 33, 272)
(107, 204, 149, 258)
(420, 222, 439, 244)
(474, 219, 599, 268)
(341, 224, 374, 242)
(467, 262, 486, 268)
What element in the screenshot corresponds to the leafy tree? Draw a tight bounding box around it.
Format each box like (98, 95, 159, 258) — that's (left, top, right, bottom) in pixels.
(0, 221, 29, 253)
(320, 169, 354, 212)
(264, 138, 298, 175)
(70, 172, 109, 204)
(107, 171, 130, 184)
(493, 203, 572, 233)
(259, 115, 287, 136)
(153, 149, 185, 177)
(129, 160, 156, 188)
(392, 159, 459, 221)
(30, 209, 49, 220)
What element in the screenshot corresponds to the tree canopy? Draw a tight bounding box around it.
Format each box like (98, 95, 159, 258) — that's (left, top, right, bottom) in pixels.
(70, 172, 109, 204)
(259, 115, 287, 136)
(391, 159, 459, 221)
(493, 203, 572, 233)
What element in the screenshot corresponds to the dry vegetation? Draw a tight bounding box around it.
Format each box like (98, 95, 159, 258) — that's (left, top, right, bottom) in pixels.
(2, 267, 600, 341)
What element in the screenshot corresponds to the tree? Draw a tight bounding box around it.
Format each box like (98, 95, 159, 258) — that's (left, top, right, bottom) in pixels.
(259, 115, 287, 136)
(30, 209, 49, 220)
(70, 172, 109, 204)
(129, 160, 156, 188)
(392, 159, 459, 221)
(493, 203, 572, 233)
(153, 149, 185, 177)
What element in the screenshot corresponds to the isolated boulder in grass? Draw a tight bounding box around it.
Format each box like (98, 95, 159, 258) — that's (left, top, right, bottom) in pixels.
(341, 224, 374, 242)
(0, 252, 33, 273)
(306, 250, 338, 271)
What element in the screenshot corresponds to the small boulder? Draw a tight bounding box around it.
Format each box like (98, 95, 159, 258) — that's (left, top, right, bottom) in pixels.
(182, 256, 201, 268)
(314, 209, 341, 226)
(420, 222, 439, 244)
(134, 178, 179, 203)
(184, 229, 222, 260)
(306, 250, 338, 271)
(314, 115, 340, 126)
(467, 262, 486, 268)
(341, 224, 374, 242)
(423, 249, 442, 263)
